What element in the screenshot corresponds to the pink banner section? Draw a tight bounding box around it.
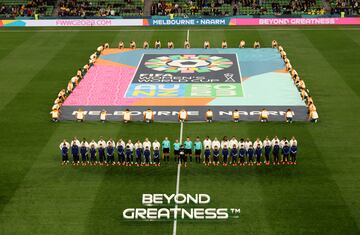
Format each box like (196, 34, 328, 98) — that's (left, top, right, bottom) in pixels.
(63, 64, 137, 106)
(230, 17, 360, 26)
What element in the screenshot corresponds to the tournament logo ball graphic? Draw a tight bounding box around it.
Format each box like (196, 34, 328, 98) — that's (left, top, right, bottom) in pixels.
(144, 54, 233, 73)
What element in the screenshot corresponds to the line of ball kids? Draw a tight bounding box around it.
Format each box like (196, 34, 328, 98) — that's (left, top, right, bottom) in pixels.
(50, 43, 109, 121)
(59, 136, 298, 167)
(69, 107, 297, 123)
(118, 39, 263, 49)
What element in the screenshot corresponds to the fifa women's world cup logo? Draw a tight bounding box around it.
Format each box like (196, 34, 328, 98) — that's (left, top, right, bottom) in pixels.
(144, 54, 234, 73)
(126, 53, 243, 98)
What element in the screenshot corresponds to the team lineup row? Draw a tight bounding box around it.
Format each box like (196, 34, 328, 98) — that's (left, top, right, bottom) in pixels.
(59, 136, 298, 167)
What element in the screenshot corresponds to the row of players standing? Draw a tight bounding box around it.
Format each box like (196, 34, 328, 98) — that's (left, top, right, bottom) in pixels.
(59, 136, 298, 167)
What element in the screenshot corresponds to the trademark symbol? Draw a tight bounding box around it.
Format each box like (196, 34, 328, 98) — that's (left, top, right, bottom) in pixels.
(230, 208, 241, 214)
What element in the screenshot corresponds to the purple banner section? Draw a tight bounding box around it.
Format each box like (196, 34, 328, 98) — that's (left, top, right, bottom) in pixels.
(229, 17, 360, 26)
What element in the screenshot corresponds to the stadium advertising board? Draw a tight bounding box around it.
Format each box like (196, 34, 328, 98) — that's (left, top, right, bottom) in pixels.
(1, 17, 359, 27)
(229, 17, 360, 25)
(145, 18, 231, 26)
(0, 19, 143, 27)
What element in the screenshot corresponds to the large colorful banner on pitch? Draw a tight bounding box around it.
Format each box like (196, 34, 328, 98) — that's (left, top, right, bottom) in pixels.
(61, 48, 309, 121)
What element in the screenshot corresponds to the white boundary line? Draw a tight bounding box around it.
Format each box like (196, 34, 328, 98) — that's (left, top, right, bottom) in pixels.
(235, 53, 245, 97)
(173, 121, 183, 235)
(1, 27, 360, 33)
(173, 29, 188, 235)
(123, 53, 144, 98)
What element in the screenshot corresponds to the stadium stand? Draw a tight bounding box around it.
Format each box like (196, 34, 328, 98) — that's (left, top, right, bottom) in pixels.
(0, 0, 358, 18)
(0, 0, 54, 17)
(57, 0, 144, 16)
(150, 0, 328, 16)
(330, 0, 359, 15)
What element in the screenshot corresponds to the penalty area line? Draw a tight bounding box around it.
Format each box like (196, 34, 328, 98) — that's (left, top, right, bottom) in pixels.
(172, 121, 183, 235)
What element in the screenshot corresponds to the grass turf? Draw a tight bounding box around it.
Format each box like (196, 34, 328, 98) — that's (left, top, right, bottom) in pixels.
(0, 26, 359, 235)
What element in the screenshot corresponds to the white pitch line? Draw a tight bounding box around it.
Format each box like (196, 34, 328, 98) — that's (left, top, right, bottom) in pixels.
(173, 31, 188, 235)
(235, 53, 245, 97)
(173, 121, 183, 235)
(179, 120, 184, 145)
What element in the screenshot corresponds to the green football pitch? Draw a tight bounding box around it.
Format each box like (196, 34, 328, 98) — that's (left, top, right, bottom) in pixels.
(0, 26, 359, 235)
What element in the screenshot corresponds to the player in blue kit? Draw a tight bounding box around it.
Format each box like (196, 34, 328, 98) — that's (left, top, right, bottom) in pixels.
(162, 137, 170, 162)
(71, 139, 80, 165)
(59, 140, 70, 165)
(290, 136, 298, 165)
(126, 140, 134, 164)
(89, 142, 97, 165)
(135, 140, 143, 166)
(184, 137, 193, 162)
(272, 140, 280, 165)
(125, 145, 132, 166)
(290, 144, 297, 165)
(116, 139, 125, 165)
(98, 143, 105, 165)
(213, 146, 220, 166)
(247, 145, 254, 166)
(263, 137, 272, 166)
(106, 143, 115, 165)
(230, 145, 238, 166)
(204, 146, 211, 166)
(144, 146, 151, 166)
(255, 143, 263, 166)
(282, 142, 290, 165)
(153, 147, 160, 166)
(80, 139, 88, 166)
(173, 139, 181, 163)
(239, 144, 246, 166)
(222, 144, 229, 166)
(194, 137, 202, 163)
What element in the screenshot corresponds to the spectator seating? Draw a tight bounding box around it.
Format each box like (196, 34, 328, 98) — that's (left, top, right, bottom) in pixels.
(151, 0, 327, 16)
(0, 0, 54, 17)
(58, 0, 143, 17)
